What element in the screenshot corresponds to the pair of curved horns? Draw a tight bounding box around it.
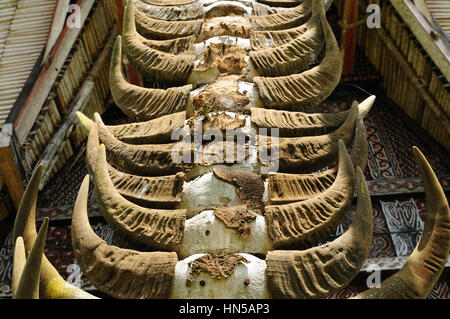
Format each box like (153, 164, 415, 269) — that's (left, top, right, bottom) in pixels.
(93, 143, 187, 251)
(12, 218, 48, 299)
(12, 165, 97, 299)
(266, 166, 373, 298)
(251, 0, 312, 30)
(249, 12, 323, 77)
(93, 113, 182, 176)
(140, 0, 196, 5)
(251, 0, 333, 49)
(268, 113, 368, 205)
(251, 95, 375, 137)
(253, 0, 342, 111)
(77, 110, 187, 145)
(86, 122, 184, 209)
(123, 0, 195, 84)
(265, 140, 355, 248)
(264, 102, 358, 173)
(72, 174, 178, 299)
(133, 0, 204, 21)
(110, 35, 192, 122)
(133, 1, 203, 40)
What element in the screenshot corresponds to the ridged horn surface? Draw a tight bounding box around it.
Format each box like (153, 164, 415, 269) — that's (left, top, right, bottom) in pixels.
(77, 110, 186, 144)
(253, 0, 342, 111)
(268, 168, 336, 205)
(261, 103, 357, 173)
(123, 1, 195, 84)
(265, 140, 355, 248)
(266, 166, 372, 298)
(251, 20, 309, 49)
(251, 106, 347, 137)
(72, 175, 178, 299)
(86, 123, 184, 209)
(134, 1, 203, 40)
(252, 2, 288, 16)
(94, 144, 186, 251)
(94, 114, 182, 176)
(14, 218, 49, 299)
(12, 165, 97, 299)
(251, 0, 332, 49)
(251, 95, 373, 137)
(354, 147, 450, 299)
(134, 0, 204, 21)
(111, 36, 192, 122)
(350, 115, 368, 171)
(138, 33, 196, 54)
(249, 10, 323, 76)
(251, 0, 312, 30)
(140, 0, 195, 6)
(257, 0, 305, 7)
(268, 114, 367, 204)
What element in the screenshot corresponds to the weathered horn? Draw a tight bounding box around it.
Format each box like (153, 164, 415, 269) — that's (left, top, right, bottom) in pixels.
(252, 2, 288, 17)
(86, 122, 184, 209)
(251, 0, 333, 49)
(251, 95, 375, 137)
(253, 0, 342, 111)
(72, 175, 178, 299)
(76, 110, 186, 144)
(249, 12, 323, 77)
(250, 0, 333, 50)
(13, 218, 48, 299)
(266, 166, 372, 298)
(251, 0, 312, 31)
(354, 147, 450, 299)
(133, 1, 203, 40)
(12, 165, 97, 299)
(93, 144, 187, 251)
(267, 115, 367, 205)
(137, 33, 196, 55)
(251, 17, 310, 49)
(350, 115, 368, 171)
(268, 168, 336, 205)
(133, 0, 204, 21)
(12, 237, 26, 297)
(139, 0, 196, 6)
(123, 1, 195, 84)
(110, 36, 192, 122)
(265, 140, 355, 248)
(93, 113, 182, 176)
(257, 0, 305, 7)
(262, 103, 358, 173)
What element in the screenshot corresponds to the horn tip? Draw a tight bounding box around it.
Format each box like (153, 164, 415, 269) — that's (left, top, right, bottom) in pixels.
(359, 95, 376, 117)
(76, 111, 93, 134)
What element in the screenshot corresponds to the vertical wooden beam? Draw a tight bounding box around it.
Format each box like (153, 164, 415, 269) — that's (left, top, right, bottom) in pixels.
(340, 0, 358, 75)
(0, 124, 24, 210)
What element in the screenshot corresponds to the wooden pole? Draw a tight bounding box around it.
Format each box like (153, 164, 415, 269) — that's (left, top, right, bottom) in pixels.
(14, 0, 96, 146)
(42, 0, 71, 64)
(0, 124, 24, 210)
(37, 30, 116, 189)
(340, 0, 358, 75)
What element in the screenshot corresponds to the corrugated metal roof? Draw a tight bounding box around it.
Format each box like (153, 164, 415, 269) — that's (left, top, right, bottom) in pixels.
(0, 0, 56, 124)
(425, 0, 450, 39)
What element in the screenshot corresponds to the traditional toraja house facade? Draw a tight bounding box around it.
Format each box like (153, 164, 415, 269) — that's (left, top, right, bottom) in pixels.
(0, 0, 449, 299)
